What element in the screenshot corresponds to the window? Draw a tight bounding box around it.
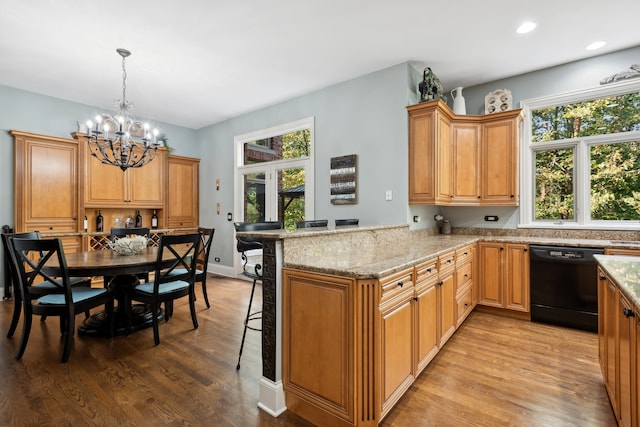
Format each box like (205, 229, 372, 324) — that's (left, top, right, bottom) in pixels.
(521, 80, 640, 229)
(234, 117, 314, 230)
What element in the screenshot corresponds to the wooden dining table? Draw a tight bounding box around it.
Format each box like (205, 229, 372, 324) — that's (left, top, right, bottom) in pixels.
(54, 247, 167, 337)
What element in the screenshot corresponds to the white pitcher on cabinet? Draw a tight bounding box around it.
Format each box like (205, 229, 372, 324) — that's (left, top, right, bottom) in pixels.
(451, 86, 466, 115)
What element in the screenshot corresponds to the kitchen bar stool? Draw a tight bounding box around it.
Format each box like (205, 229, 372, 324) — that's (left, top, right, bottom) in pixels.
(234, 221, 282, 370)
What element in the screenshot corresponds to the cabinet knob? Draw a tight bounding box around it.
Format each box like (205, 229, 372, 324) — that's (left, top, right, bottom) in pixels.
(477, 196, 481, 199)
(397, 281, 404, 288)
(624, 307, 635, 318)
(599, 274, 606, 281)
(510, 195, 514, 198)
(437, 281, 444, 286)
(426, 268, 432, 273)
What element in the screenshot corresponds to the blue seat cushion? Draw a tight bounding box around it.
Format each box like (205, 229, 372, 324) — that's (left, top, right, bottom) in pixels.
(135, 280, 189, 295)
(38, 287, 108, 305)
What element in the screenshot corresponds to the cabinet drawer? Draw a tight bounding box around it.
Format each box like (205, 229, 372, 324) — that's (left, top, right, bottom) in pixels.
(456, 285, 473, 325)
(415, 259, 438, 285)
(456, 245, 473, 265)
(380, 269, 414, 304)
(456, 261, 472, 290)
(438, 251, 455, 274)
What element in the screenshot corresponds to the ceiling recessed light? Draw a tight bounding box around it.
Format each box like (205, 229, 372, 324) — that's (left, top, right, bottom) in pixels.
(586, 41, 606, 50)
(516, 22, 537, 34)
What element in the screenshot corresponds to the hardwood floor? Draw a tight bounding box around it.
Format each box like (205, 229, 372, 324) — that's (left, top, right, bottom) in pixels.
(0, 276, 615, 426)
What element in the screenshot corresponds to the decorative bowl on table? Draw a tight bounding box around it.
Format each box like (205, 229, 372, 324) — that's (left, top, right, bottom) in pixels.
(109, 235, 148, 256)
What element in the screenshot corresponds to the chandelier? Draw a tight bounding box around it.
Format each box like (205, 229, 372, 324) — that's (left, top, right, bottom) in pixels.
(82, 48, 161, 171)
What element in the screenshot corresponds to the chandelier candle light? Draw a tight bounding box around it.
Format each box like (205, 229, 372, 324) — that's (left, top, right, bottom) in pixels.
(82, 48, 161, 171)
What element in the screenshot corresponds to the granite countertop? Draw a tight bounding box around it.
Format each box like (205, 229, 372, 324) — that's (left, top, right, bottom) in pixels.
(595, 255, 640, 312)
(283, 234, 479, 279)
(236, 223, 640, 279)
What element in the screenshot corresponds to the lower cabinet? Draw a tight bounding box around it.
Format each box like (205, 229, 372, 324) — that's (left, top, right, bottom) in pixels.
(282, 248, 476, 426)
(599, 266, 638, 427)
(478, 242, 529, 312)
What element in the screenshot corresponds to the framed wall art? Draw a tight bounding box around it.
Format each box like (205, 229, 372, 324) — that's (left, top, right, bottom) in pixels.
(330, 154, 357, 204)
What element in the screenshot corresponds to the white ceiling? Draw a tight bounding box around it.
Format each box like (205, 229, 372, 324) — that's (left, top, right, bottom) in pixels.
(1, 1, 639, 130)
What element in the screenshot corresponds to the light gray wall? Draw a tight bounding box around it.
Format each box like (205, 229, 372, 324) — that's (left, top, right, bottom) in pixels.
(196, 63, 417, 268)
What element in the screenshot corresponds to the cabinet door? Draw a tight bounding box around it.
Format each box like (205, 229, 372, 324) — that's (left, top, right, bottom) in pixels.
(438, 270, 456, 347)
(435, 116, 452, 204)
(415, 281, 438, 374)
(481, 117, 518, 205)
(128, 153, 166, 208)
(379, 293, 414, 417)
(84, 154, 127, 207)
(478, 242, 503, 307)
(451, 123, 480, 204)
(604, 278, 618, 412)
(598, 268, 607, 376)
(408, 108, 436, 204)
(13, 131, 79, 233)
(504, 244, 530, 312)
(617, 293, 634, 427)
(167, 156, 200, 228)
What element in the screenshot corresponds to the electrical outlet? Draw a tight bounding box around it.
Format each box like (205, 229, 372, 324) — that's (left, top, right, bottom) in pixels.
(214, 257, 221, 262)
(227, 212, 233, 221)
(484, 215, 499, 222)
(385, 190, 392, 201)
(216, 203, 221, 214)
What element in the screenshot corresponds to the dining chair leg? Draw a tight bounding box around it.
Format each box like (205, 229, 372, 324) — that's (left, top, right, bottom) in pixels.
(7, 292, 21, 338)
(201, 279, 211, 309)
(61, 312, 75, 363)
(16, 306, 33, 360)
(189, 291, 198, 329)
(152, 304, 160, 346)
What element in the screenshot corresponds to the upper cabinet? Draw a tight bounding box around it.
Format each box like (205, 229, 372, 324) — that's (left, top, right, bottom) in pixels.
(408, 99, 522, 206)
(167, 155, 200, 228)
(76, 133, 167, 208)
(12, 131, 79, 233)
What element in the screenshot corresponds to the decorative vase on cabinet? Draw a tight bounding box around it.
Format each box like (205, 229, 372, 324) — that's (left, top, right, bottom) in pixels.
(451, 87, 466, 115)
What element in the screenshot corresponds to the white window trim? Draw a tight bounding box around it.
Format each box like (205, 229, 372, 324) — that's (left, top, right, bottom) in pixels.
(519, 79, 640, 230)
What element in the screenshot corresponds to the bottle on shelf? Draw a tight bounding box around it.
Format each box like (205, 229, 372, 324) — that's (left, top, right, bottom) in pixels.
(96, 210, 104, 232)
(83, 215, 88, 232)
(151, 210, 158, 229)
(135, 210, 142, 228)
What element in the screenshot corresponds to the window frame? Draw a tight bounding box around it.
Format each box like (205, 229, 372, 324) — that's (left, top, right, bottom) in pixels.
(520, 78, 640, 230)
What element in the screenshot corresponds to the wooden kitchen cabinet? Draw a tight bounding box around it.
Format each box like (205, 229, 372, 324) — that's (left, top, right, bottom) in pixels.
(414, 259, 439, 375)
(81, 139, 167, 209)
(407, 100, 521, 206)
(451, 123, 480, 204)
(455, 245, 475, 325)
(480, 116, 519, 204)
(167, 155, 200, 228)
(12, 131, 79, 234)
(478, 242, 529, 312)
(408, 104, 451, 204)
(438, 251, 457, 346)
(599, 266, 637, 427)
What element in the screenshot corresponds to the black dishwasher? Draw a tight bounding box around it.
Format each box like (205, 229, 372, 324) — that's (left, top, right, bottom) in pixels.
(529, 245, 604, 332)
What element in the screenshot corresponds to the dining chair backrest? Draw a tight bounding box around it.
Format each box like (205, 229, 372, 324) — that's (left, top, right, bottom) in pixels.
(2, 231, 41, 289)
(110, 227, 150, 241)
(153, 233, 201, 290)
(196, 227, 215, 278)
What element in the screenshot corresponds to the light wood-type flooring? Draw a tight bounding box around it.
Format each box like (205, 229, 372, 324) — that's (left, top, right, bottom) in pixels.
(0, 275, 616, 426)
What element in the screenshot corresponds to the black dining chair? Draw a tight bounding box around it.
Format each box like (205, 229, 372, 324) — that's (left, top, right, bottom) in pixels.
(296, 219, 328, 229)
(108, 227, 151, 283)
(7, 237, 114, 362)
(167, 227, 215, 308)
(234, 221, 282, 369)
(129, 233, 201, 345)
(1, 231, 92, 338)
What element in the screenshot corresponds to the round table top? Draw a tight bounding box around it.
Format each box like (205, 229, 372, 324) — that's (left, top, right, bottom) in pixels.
(61, 247, 160, 277)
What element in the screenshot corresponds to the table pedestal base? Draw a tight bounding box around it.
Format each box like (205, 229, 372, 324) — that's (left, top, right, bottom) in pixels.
(78, 304, 164, 337)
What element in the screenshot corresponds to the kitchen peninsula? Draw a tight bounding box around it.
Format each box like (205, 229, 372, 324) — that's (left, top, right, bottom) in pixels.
(240, 224, 640, 426)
